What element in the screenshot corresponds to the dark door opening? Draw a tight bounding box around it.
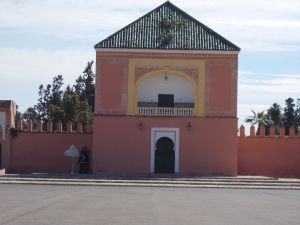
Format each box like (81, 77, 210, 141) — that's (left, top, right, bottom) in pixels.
(78, 147, 90, 174)
(158, 94, 174, 108)
(154, 137, 175, 173)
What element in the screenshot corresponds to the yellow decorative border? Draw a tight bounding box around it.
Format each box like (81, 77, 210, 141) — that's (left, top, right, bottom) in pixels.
(128, 58, 205, 116)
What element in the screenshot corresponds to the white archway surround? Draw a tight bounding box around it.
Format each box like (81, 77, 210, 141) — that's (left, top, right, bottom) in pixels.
(138, 74, 195, 103)
(150, 128, 179, 173)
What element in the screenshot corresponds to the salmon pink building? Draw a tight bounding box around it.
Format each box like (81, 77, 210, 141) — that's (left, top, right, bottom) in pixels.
(1, 1, 300, 178)
(92, 1, 240, 176)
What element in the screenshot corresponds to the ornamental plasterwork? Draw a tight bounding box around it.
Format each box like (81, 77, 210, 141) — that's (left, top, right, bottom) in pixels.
(135, 64, 199, 81)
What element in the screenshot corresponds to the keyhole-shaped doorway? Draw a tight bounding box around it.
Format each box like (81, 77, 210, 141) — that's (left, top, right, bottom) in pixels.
(154, 137, 175, 173)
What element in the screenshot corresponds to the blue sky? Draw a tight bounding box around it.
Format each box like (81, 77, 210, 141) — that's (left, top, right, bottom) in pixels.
(0, 0, 300, 131)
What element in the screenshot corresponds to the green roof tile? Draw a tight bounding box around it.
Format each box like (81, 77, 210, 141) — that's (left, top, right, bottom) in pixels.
(94, 1, 240, 51)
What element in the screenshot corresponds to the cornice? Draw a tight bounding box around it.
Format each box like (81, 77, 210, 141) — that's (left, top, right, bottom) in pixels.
(95, 48, 239, 58)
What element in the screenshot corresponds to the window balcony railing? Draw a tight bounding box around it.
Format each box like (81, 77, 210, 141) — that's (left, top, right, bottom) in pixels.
(138, 107, 194, 116)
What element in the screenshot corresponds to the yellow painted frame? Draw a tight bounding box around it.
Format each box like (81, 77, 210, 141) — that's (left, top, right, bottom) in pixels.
(128, 58, 205, 116)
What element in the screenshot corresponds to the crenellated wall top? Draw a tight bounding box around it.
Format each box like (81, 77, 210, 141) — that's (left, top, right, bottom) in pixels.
(239, 125, 299, 138)
(14, 120, 93, 134)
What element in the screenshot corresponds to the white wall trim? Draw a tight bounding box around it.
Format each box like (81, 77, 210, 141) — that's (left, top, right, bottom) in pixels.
(150, 127, 180, 173)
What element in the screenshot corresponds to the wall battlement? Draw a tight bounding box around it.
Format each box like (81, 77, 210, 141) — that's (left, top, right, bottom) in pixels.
(239, 125, 299, 138)
(15, 120, 93, 134)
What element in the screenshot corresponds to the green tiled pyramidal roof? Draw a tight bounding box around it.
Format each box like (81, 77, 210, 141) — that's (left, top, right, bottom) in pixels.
(94, 1, 240, 51)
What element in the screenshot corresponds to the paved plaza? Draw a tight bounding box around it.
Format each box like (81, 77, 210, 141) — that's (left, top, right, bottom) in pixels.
(0, 184, 299, 225)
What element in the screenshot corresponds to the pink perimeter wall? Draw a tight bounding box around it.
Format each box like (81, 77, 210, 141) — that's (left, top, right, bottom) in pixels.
(9, 133, 92, 173)
(92, 115, 238, 176)
(238, 137, 300, 178)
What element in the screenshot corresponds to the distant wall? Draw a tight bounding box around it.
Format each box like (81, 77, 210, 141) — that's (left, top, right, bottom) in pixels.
(238, 125, 300, 178)
(0, 100, 16, 170)
(0, 100, 16, 128)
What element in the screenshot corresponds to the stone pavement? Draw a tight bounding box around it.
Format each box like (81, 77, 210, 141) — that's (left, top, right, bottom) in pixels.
(0, 184, 299, 225)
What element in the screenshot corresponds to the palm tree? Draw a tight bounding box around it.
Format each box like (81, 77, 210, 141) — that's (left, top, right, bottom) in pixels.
(245, 110, 269, 135)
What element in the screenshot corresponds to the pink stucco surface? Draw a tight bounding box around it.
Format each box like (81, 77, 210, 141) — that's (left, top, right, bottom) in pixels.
(238, 137, 300, 178)
(99, 63, 124, 110)
(91, 52, 239, 176)
(95, 54, 238, 117)
(95, 57, 128, 114)
(205, 59, 237, 117)
(9, 133, 92, 173)
(92, 115, 238, 176)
